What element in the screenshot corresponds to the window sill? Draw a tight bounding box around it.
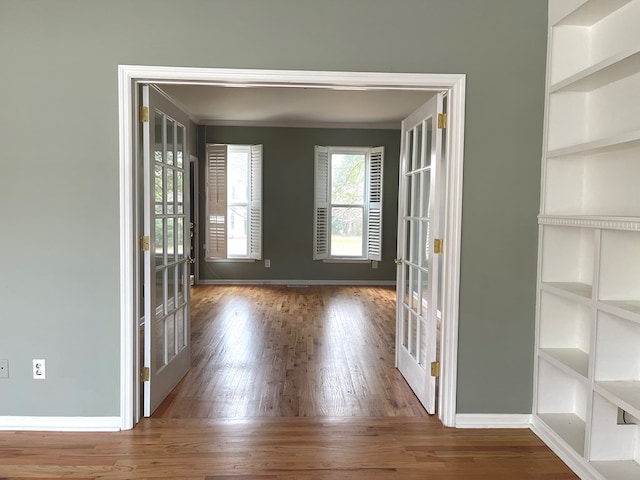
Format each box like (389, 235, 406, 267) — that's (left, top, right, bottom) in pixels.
(206, 258, 257, 263)
(322, 258, 371, 264)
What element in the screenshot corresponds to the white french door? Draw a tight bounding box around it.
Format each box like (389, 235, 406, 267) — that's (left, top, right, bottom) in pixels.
(395, 93, 444, 415)
(141, 85, 191, 416)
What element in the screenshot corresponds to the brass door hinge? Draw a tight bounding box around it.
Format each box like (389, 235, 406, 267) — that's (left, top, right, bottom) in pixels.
(140, 106, 149, 123)
(139, 236, 150, 252)
(431, 361, 440, 377)
(434, 238, 443, 254)
(437, 113, 447, 129)
(140, 367, 150, 382)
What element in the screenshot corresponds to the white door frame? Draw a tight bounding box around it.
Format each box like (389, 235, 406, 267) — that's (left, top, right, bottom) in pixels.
(117, 65, 466, 429)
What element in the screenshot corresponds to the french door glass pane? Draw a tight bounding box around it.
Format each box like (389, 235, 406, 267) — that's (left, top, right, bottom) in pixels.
(419, 316, 428, 368)
(330, 207, 363, 257)
(166, 312, 176, 361)
(177, 218, 184, 259)
(166, 168, 174, 215)
(155, 166, 164, 214)
(415, 123, 423, 169)
(166, 118, 174, 166)
(155, 218, 164, 258)
(411, 267, 420, 312)
(154, 112, 163, 163)
(410, 312, 417, 358)
(421, 269, 429, 317)
(410, 218, 419, 265)
(407, 129, 414, 173)
(177, 307, 185, 350)
(167, 265, 176, 311)
(412, 172, 421, 217)
(167, 218, 175, 258)
(422, 170, 431, 218)
(424, 117, 433, 167)
(402, 308, 409, 348)
(331, 153, 365, 204)
(154, 314, 165, 368)
(155, 269, 164, 312)
(176, 125, 184, 168)
(176, 170, 184, 214)
(228, 205, 248, 256)
(421, 220, 430, 269)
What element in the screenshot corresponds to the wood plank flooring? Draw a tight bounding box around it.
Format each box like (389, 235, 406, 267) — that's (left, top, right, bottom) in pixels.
(0, 285, 578, 479)
(154, 285, 425, 418)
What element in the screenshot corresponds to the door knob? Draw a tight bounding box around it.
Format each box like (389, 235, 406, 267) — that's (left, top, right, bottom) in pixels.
(187, 256, 195, 264)
(394, 258, 403, 265)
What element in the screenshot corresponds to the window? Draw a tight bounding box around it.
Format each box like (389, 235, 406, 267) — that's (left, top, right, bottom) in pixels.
(314, 146, 384, 261)
(205, 144, 262, 260)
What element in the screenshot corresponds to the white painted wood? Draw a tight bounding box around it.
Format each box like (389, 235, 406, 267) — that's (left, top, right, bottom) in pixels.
(538, 413, 587, 456)
(141, 86, 192, 417)
(592, 461, 640, 480)
(531, 416, 606, 480)
(395, 94, 443, 415)
(0, 416, 121, 432)
(540, 348, 590, 378)
(454, 414, 532, 429)
(119, 66, 466, 429)
(594, 312, 640, 382)
(541, 226, 595, 286)
(599, 231, 640, 301)
(535, 2, 640, 476)
(589, 393, 639, 462)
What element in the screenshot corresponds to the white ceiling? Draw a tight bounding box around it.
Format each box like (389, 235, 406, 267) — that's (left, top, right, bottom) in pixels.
(158, 84, 436, 129)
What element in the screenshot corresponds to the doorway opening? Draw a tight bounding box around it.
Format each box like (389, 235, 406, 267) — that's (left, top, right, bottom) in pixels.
(118, 66, 466, 430)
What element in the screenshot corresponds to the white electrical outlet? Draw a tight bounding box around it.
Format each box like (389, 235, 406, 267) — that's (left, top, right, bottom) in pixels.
(0, 359, 8, 379)
(372, 261, 378, 269)
(265, 259, 271, 268)
(33, 359, 46, 379)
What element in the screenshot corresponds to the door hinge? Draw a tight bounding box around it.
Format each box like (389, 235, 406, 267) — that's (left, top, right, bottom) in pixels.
(431, 361, 440, 377)
(437, 113, 447, 129)
(139, 236, 150, 252)
(140, 366, 150, 382)
(139, 106, 149, 123)
(434, 238, 443, 254)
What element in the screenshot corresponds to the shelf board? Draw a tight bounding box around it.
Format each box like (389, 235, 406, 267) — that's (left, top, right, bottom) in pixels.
(594, 380, 640, 419)
(546, 129, 640, 159)
(537, 413, 586, 455)
(550, 48, 640, 93)
(556, 0, 633, 26)
(600, 299, 640, 317)
(540, 348, 590, 378)
(541, 282, 593, 300)
(539, 215, 640, 231)
(592, 460, 640, 480)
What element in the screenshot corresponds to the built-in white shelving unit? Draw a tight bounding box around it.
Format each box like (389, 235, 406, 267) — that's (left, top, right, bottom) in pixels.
(534, 1, 640, 479)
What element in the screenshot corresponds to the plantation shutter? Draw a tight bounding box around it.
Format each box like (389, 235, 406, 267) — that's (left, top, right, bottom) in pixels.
(249, 144, 263, 260)
(313, 146, 329, 260)
(205, 144, 227, 260)
(367, 146, 384, 261)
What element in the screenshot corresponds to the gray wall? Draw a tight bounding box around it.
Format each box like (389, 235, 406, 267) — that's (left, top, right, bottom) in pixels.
(0, 0, 547, 417)
(198, 126, 399, 282)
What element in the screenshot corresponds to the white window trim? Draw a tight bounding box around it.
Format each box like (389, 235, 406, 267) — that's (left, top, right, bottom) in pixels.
(314, 145, 383, 262)
(205, 143, 262, 261)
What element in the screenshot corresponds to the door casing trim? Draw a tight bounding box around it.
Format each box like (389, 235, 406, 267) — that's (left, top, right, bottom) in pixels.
(118, 65, 466, 429)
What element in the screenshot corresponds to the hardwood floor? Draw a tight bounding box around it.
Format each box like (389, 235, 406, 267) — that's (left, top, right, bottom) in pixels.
(0, 285, 578, 479)
(154, 285, 426, 418)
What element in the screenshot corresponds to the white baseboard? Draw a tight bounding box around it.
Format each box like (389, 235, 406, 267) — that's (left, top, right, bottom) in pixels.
(0, 416, 121, 432)
(455, 413, 532, 428)
(530, 416, 604, 480)
(197, 279, 396, 286)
